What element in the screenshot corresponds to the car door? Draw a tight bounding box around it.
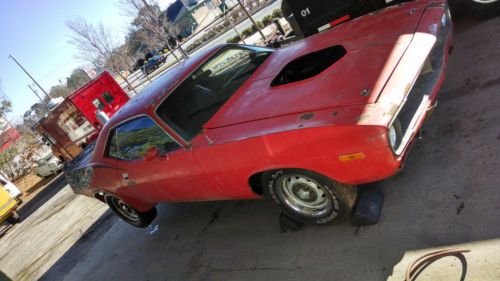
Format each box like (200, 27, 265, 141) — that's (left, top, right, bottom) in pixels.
(108, 115, 214, 203)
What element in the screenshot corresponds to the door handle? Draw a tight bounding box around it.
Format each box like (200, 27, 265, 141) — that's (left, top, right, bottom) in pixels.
(122, 172, 136, 186)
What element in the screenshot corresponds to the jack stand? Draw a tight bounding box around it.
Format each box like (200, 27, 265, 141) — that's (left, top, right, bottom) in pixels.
(279, 213, 304, 233)
(351, 190, 384, 227)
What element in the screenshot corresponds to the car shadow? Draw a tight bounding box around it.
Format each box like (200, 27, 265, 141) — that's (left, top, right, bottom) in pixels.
(17, 174, 67, 221)
(0, 271, 12, 281)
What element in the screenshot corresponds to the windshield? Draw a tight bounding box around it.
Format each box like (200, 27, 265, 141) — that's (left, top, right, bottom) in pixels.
(156, 45, 272, 141)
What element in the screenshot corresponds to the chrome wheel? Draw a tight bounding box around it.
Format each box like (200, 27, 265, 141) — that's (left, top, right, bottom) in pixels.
(472, 0, 497, 3)
(109, 197, 139, 222)
(275, 174, 333, 217)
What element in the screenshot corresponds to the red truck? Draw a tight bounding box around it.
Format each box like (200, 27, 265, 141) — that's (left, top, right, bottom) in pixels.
(35, 71, 130, 161)
(66, 0, 453, 227)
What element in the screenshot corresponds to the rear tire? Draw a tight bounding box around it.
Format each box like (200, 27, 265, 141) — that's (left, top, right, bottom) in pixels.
(7, 211, 20, 224)
(263, 169, 357, 225)
(451, 0, 500, 19)
(104, 194, 156, 228)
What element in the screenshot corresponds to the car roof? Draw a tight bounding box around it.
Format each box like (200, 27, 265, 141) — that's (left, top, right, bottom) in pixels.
(103, 44, 225, 130)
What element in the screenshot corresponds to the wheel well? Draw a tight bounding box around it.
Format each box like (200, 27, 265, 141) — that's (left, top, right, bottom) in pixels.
(248, 172, 267, 195)
(94, 192, 106, 203)
(249, 168, 347, 196)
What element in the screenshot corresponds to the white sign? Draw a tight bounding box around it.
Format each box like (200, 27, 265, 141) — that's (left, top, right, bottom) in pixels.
(83, 65, 98, 79)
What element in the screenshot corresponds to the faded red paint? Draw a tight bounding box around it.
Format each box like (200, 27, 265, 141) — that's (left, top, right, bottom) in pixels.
(84, 0, 453, 212)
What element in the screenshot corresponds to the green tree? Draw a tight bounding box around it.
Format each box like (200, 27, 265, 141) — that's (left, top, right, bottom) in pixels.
(23, 102, 48, 128)
(0, 146, 19, 178)
(67, 68, 91, 90)
(49, 84, 72, 99)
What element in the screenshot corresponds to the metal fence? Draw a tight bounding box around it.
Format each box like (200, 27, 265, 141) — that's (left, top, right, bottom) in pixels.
(118, 0, 281, 95)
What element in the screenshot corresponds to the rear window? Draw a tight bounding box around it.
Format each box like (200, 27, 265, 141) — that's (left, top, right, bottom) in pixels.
(156, 45, 272, 141)
(271, 45, 347, 86)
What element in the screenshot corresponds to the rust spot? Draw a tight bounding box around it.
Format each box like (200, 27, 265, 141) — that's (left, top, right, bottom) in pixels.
(299, 112, 314, 120)
(360, 89, 370, 96)
(331, 111, 338, 116)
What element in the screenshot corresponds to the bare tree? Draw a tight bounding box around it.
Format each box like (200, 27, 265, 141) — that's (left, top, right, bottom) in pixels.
(66, 18, 137, 94)
(0, 81, 13, 126)
(66, 68, 91, 90)
(120, 0, 187, 61)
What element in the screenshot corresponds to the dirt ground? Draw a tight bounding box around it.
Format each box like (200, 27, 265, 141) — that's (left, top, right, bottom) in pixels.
(13, 172, 57, 202)
(1, 15, 500, 281)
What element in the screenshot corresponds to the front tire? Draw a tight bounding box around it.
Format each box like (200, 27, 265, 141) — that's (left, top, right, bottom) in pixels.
(263, 169, 357, 225)
(104, 194, 157, 228)
(451, 0, 500, 19)
(7, 211, 20, 224)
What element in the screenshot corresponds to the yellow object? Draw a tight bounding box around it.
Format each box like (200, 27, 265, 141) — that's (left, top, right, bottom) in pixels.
(0, 184, 18, 222)
(338, 152, 366, 162)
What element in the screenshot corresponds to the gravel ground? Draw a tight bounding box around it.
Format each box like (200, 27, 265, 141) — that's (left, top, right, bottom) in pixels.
(1, 15, 500, 281)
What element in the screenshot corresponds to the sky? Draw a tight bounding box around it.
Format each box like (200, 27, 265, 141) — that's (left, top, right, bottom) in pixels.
(0, 0, 174, 122)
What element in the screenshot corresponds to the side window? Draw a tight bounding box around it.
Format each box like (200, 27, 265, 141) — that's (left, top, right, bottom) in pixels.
(105, 116, 180, 160)
(102, 92, 114, 104)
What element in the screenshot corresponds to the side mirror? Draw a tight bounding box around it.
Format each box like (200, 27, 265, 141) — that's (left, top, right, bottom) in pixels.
(144, 147, 160, 161)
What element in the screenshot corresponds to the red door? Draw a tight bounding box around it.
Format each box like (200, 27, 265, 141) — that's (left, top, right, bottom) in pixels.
(107, 115, 218, 204)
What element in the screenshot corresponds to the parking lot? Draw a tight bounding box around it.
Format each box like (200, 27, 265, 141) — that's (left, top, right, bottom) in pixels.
(1, 15, 500, 281)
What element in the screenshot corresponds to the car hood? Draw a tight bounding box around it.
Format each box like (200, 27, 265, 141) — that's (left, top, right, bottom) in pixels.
(206, 1, 427, 129)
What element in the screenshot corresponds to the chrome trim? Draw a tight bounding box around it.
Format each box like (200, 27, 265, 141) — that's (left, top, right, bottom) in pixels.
(388, 8, 451, 156)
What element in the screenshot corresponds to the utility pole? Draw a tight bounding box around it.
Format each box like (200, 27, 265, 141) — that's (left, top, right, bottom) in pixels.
(8, 54, 52, 100)
(237, 0, 265, 41)
(27, 84, 45, 103)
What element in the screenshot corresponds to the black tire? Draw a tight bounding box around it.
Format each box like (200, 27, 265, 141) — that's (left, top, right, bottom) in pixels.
(263, 169, 357, 225)
(104, 194, 157, 228)
(451, 0, 500, 19)
(6, 211, 20, 224)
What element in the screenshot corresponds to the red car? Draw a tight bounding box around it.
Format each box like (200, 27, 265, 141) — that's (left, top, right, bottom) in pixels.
(66, 0, 453, 227)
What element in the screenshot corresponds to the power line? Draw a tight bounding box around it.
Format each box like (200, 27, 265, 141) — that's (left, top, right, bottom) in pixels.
(8, 54, 52, 100)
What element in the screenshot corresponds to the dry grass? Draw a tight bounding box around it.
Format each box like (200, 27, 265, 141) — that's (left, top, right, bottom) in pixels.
(13, 172, 48, 201)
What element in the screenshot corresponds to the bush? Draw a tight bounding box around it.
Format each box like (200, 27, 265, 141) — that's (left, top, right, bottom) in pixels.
(241, 28, 253, 37)
(262, 15, 273, 26)
(226, 36, 240, 43)
(272, 8, 282, 18)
